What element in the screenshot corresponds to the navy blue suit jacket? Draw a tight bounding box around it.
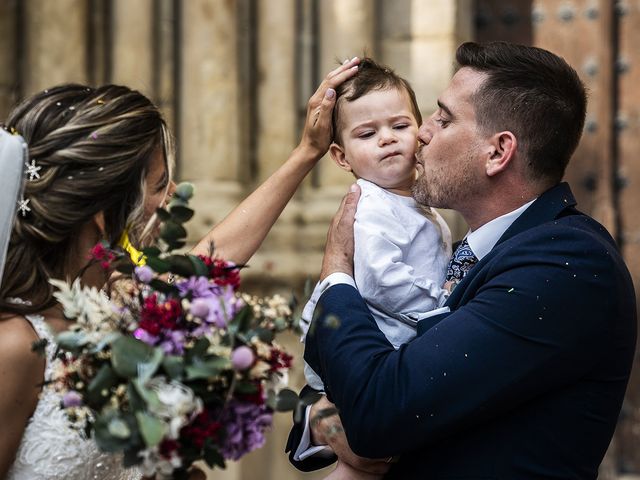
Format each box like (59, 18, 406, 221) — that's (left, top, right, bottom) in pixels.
(288, 183, 636, 479)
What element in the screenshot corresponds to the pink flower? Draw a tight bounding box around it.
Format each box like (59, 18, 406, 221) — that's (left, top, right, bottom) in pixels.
(62, 390, 83, 408)
(190, 298, 210, 318)
(231, 346, 255, 370)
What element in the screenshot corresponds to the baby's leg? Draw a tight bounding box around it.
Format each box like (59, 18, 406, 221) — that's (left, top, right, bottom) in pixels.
(323, 460, 384, 480)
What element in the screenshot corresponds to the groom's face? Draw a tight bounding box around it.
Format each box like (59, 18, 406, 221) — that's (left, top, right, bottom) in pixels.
(413, 67, 488, 211)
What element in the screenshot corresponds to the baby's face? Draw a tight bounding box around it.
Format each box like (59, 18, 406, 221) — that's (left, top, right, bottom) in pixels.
(337, 88, 419, 193)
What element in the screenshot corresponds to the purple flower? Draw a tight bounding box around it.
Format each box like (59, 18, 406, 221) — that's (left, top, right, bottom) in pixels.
(62, 390, 84, 408)
(159, 330, 186, 355)
(177, 276, 218, 299)
(134, 265, 154, 283)
(218, 400, 272, 460)
(231, 346, 255, 370)
(133, 327, 159, 345)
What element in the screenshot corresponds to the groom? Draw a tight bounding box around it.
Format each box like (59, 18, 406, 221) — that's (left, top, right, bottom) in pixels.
(287, 41, 637, 478)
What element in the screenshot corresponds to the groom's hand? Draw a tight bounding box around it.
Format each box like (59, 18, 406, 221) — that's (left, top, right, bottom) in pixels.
(320, 183, 360, 281)
(310, 396, 392, 476)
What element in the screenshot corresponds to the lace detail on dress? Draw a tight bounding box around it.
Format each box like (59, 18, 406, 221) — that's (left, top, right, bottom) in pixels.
(7, 314, 141, 480)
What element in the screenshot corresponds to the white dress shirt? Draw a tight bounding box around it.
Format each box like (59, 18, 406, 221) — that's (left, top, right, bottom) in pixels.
(293, 197, 536, 462)
(300, 178, 451, 390)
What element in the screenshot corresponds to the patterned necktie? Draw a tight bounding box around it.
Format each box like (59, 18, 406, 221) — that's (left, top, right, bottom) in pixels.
(446, 238, 478, 282)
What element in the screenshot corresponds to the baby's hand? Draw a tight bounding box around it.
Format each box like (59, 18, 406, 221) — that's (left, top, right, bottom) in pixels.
(444, 280, 457, 293)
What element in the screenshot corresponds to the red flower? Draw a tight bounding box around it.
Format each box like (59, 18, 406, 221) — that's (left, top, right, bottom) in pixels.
(159, 439, 180, 459)
(89, 242, 116, 270)
(139, 294, 183, 335)
(198, 256, 241, 290)
(180, 409, 222, 449)
(268, 348, 293, 372)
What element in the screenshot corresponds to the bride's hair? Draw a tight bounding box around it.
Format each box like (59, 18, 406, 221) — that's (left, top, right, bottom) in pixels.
(0, 84, 174, 315)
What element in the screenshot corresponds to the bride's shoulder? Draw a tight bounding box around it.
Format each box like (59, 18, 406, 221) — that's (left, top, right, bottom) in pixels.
(0, 314, 45, 393)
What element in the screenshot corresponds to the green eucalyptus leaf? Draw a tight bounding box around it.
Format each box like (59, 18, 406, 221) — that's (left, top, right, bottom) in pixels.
(56, 331, 90, 352)
(174, 182, 194, 201)
(136, 411, 166, 447)
(187, 337, 210, 360)
(147, 278, 179, 296)
(108, 417, 131, 439)
(167, 255, 197, 277)
(115, 261, 134, 275)
(228, 305, 253, 335)
(160, 221, 187, 242)
(272, 388, 300, 412)
(155, 208, 171, 221)
(142, 246, 162, 257)
(185, 356, 231, 380)
(169, 205, 195, 223)
(111, 336, 163, 380)
(86, 363, 119, 405)
(250, 327, 274, 343)
(132, 378, 162, 412)
(162, 355, 185, 380)
(165, 239, 187, 251)
(146, 256, 171, 274)
(188, 255, 209, 277)
(87, 332, 122, 354)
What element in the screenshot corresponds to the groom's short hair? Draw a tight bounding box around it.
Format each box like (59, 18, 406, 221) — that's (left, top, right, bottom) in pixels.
(456, 41, 587, 185)
(332, 58, 422, 145)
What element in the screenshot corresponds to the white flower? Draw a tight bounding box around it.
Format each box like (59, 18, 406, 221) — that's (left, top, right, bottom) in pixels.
(265, 370, 289, 395)
(139, 446, 182, 478)
(49, 278, 118, 341)
(146, 378, 203, 439)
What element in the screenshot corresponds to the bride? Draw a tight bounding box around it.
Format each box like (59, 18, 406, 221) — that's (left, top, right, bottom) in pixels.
(0, 59, 359, 479)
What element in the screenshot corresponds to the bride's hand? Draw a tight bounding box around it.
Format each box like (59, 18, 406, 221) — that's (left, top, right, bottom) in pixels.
(298, 57, 360, 159)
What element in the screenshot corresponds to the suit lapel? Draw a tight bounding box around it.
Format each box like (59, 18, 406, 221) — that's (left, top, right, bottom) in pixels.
(445, 182, 579, 308)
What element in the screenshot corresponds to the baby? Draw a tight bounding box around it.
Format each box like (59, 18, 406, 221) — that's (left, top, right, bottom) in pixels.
(300, 59, 452, 479)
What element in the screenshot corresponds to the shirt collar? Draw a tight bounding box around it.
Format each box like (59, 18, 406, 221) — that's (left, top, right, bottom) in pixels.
(466, 199, 536, 260)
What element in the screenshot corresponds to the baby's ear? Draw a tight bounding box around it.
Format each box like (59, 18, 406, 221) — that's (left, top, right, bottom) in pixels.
(329, 143, 352, 172)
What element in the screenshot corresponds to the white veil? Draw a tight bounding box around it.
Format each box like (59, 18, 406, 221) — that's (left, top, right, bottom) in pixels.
(0, 128, 27, 287)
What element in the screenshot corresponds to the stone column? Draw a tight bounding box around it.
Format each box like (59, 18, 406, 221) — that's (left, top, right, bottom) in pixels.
(22, 0, 88, 95)
(410, 0, 471, 240)
(317, 0, 376, 191)
(239, 0, 313, 284)
(180, 0, 244, 243)
(111, 0, 154, 95)
(0, 0, 18, 118)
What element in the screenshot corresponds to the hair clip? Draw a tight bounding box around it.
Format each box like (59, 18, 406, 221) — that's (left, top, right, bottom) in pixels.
(25, 159, 42, 181)
(17, 197, 31, 217)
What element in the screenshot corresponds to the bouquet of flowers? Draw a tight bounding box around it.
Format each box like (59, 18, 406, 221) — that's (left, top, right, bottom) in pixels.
(43, 183, 301, 479)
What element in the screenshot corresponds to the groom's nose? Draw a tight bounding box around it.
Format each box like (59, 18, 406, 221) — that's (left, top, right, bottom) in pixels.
(417, 122, 432, 147)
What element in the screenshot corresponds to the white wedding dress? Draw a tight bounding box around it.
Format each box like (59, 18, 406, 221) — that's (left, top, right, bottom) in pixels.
(7, 313, 141, 480)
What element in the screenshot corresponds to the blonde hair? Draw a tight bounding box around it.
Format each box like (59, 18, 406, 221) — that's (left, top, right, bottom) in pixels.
(1, 84, 174, 315)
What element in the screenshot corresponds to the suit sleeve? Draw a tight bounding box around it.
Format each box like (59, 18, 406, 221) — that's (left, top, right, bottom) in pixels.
(304, 226, 628, 458)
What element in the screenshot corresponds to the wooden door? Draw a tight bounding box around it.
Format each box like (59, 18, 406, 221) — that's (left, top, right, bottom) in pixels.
(475, 0, 639, 475)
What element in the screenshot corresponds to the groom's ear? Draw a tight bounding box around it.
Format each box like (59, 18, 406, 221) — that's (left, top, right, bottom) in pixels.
(485, 131, 517, 177)
(329, 143, 352, 173)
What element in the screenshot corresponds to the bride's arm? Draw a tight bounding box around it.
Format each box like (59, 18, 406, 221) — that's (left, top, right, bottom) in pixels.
(0, 315, 45, 477)
(191, 58, 360, 264)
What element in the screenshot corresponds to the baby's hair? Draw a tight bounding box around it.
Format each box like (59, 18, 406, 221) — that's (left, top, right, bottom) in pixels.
(331, 57, 422, 145)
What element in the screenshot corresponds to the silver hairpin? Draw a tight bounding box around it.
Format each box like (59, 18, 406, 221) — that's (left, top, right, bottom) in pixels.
(25, 159, 42, 181)
(17, 197, 31, 217)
